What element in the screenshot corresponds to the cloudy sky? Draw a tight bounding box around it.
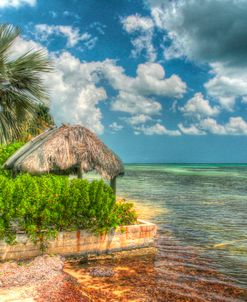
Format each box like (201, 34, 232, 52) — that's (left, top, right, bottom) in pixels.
(1, 0, 247, 162)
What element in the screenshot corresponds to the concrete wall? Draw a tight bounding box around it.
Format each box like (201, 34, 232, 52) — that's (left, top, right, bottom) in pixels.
(0, 220, 157, 261)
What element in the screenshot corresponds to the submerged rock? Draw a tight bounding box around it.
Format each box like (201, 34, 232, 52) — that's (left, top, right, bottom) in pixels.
(89, 267, 115, 277)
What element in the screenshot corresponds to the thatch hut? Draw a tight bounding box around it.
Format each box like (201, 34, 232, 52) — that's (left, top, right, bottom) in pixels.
(4, 124, 124, 194)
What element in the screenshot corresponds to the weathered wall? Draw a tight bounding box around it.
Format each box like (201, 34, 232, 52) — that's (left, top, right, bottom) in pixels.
(0, 220, 157, 261)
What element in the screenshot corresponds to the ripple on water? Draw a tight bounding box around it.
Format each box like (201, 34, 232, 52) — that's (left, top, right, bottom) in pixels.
(64, 234, 247, 301)
(78, 164, 247, 300)
(116, 164, 247, 287)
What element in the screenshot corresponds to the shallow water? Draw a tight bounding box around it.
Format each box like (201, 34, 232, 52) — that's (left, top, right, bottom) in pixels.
(67, 164, 247, 301)
(117, 164, 247, 288)
(65, 244, 247, 301)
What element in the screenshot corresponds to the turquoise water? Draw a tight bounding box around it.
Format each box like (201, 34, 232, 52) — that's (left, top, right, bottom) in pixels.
(116, 164, 247, 288)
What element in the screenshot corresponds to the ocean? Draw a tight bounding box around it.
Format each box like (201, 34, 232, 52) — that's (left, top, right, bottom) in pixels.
(117, 164, 247, 288)
(68, 164, 247, 300)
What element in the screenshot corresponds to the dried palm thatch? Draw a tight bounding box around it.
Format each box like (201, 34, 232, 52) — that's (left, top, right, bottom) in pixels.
(4, 124, 124, 181)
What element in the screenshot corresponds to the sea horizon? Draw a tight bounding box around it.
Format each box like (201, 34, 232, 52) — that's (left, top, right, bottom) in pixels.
(124, 162, 247, 165)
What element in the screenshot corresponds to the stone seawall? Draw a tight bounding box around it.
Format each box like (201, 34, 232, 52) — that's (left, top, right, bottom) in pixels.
(0, 220, 157, 261)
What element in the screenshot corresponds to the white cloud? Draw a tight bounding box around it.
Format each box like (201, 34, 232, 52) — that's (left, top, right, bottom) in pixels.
(103, 61, 186, 98)
(205, 63, 247, 110)
(12, 39, 106, 134)
(199, 118, 226, 135)
(124, 114, 179, 136)
(125, 114, 152, 125)
(44, 52, 107, 134)
(122, 14, 154, 32)
(134, 63, 186, 98)
(178, 123, 206, 135)
(48, 58, 185, 133)
(130, 35, 157, 62)
(179, 117, 247, 136)
(122, 14, 156, 61)
(11, 37, 186, 136)
(105, 61, 186, 120)
(180, 93, 220, 119)
(134, 123, 181, 136)
(148, 0, 247, 65)
(35, 24, 92, 48)
(84, 37, 98, 50)
(13, 34, 247, 137)
(109, 122, 123, 132)
(146, 0, 247, 109)
(200, 117, 247, 135)
(112, 91, 161, 115)
(10, 36, 48, 59)
(92, 61, 186, 99)
(0, 0, 36, 8)
(104, 61, 185, 135)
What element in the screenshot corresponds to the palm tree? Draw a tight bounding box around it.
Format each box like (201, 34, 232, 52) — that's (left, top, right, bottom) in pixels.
(20, 103, 55, 142)
(0, 24, 52, 143)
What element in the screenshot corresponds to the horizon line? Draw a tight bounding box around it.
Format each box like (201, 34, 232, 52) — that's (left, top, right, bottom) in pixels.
(123, 162, 247, 165)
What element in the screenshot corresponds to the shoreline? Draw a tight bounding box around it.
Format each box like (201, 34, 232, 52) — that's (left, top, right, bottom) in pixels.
(64, 231, 247, 302)
(1, 236, 247, 302)
(1, 199, 247, 301)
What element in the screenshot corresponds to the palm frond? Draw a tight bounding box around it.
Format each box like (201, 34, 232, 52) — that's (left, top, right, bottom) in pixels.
(0, 24, 20, 59)
(0, 24, 53, 143)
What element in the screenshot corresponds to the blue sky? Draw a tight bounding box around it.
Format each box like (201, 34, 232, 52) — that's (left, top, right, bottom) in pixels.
(1, 0, 247, 163)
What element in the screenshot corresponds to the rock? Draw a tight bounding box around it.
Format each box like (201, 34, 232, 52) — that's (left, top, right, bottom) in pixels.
(89, 267, 115, 277)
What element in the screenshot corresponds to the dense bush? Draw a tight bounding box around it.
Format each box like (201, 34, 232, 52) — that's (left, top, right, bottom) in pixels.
(0, 177, 16, 243)
(114, 200, 138, 226)
(0, 142, 137, 250)
(0, 142, 25, 166)
(0, 142, 25, 177)
(0, 174, 137, 249)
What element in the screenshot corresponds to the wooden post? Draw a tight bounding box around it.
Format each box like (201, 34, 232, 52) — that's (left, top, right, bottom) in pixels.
(12, 170, 17, 178)
(110, 176, 117, 197)
(78, 167, 83, 179)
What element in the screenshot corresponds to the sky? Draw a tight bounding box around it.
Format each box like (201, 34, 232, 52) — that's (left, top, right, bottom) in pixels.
(1, 0, 247, 163)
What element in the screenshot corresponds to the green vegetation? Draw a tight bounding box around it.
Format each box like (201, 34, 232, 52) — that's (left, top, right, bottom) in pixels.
(0, 141, 25, 176)
(0, 24, 134, 252)
(0, 174, 137, 249)
(0, 143, 137, 250)
(0, 24, 52, 144)
(19, 103, 55, 142)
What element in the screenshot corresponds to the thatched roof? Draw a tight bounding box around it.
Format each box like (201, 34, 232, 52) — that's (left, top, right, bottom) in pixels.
(4, 124, 124, 180)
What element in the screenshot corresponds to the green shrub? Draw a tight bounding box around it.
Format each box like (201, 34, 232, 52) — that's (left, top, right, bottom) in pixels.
(13, 174, 68, 249)
(114, 201, 138, 226)
(0, 174, 137, 250)
(0, 176, 16, 243)
(0, 142, 25, 177)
